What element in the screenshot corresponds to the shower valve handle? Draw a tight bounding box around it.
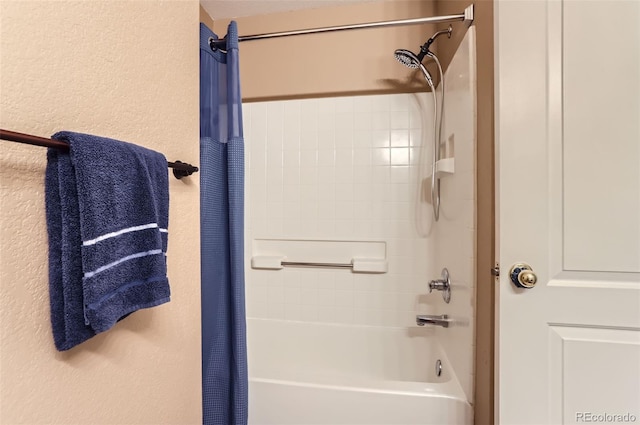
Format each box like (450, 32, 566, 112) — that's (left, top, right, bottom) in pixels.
(429, 280, 448, 292)
(428, 268, 451, 303)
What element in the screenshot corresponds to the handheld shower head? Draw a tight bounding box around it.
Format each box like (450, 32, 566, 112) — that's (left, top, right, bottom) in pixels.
(394, 49, 434, 86)
(394, 49, 421, 69)
(394, 25, 453, 69)
(394, 26, 452, 224)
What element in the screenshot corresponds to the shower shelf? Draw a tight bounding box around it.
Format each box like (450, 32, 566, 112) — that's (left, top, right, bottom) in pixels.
(431, 158, 455, 177)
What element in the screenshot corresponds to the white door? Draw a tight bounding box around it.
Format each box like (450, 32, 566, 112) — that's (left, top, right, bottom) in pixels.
(496, 1, 640, 424)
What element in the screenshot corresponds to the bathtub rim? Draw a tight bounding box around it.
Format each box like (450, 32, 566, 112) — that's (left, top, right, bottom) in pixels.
(247, 318, 470, 403)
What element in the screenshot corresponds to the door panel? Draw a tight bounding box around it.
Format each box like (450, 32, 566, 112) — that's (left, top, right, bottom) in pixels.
(549, 326, 640, 424)
(562, 0, 640, 273)
(496, 0, 640, 423)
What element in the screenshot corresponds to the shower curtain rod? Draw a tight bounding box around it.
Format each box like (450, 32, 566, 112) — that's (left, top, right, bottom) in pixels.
(0, 129, 199, 180)
(210, 4, 474, 50)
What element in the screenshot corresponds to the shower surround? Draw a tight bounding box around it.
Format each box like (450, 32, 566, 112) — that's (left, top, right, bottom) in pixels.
(243, 27, 476, 424)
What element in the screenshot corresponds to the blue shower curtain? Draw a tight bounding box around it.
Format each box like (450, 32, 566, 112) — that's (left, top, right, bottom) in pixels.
(200, 22, 248, 425)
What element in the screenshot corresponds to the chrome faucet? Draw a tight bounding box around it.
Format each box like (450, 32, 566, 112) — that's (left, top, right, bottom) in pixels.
(416, 314, 450, 328)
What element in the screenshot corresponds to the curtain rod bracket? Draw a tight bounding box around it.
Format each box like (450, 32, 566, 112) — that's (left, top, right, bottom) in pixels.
(464, 4, 474, 27)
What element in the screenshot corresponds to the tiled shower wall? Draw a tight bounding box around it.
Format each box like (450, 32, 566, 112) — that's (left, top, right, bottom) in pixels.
(243, 93, 440, 326)
(243, 27, 476, 400)
(243, 94, 442, 326)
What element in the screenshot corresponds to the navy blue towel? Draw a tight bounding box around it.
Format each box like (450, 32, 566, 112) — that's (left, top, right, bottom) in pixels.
(45, 131, 170, 351)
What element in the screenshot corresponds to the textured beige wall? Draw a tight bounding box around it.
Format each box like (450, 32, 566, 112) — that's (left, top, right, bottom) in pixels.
(0, 1, 201, 424)
(200, 4, 215, 29)
(214, 0, 440, 100)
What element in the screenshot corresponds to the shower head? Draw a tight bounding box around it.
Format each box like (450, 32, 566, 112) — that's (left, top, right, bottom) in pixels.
(394, 49, 422, 69)
(394, 25, 453, 69)
(394, 25, 452, 88)
(394, 49, 434, 86)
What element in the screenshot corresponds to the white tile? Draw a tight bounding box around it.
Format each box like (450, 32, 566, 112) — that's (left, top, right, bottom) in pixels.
(318, 200, 336, 220)
(371, 166, 390, 183)
(283, 167, 300, 184)
(267, 303, 285, 320)
(266, 202, 283, 219)
(317, 128, 335, 151)
(390, 166, 410, 184)
(353, 148, 371, 166)
(316, 289, 335, 306)
(353, 130, 373, 147)
(284, 287, 301, 305)
(335, 149, 353, 168)
(353, 167, 372, 184)
(317, 220, 335, 237)
(265, 219, 283, 236)
(283, 270, 305, 288)
(300, 149, 318, 167)
(282, 202, 301, 220)
(317, 149, 335, 167)
(371, 130, 390, 148)
(300, 287, 319, 302)
(300, 186, 319, 204)
(390, 147, 410, 166)
(266, 148, 283, 168)
(335, 113, 354, 132)
(283, 100, 301, 120)
(390, 111, 410, 129)
(266, 184, 283, 203)
(354, 113, 373, 131)
(282, 185, 300, 203)
(318, 307, 353, 324)
(267, 286, 285, 304)
(300, 98, 319, 116)
(283, 149, 300, 168)
(390, 129, 410, 147)
(284, 304, 305, 321)
(335, 185, 354, 202)
(371, 111, 390, 130)
(266, 122, 283, 151)
(318, 185, 336, 202)
(334, 96, 354, 113)
(388, 94, 409, 111)
(350, 96, 372, 113)
(299, 305, 319, 322)
(335, 130, 354, 149)
(334, 166, 354, 184)
(300, 130, 318, 150)
(369, 95, 391, 112)
(300, 166, 318, 185)
(334, 290, 354, 308)
(372, 148, 391, 166)
(283, 131, 300, 151)
(335, 202, 354, 220)
(317, 167, 337, 184)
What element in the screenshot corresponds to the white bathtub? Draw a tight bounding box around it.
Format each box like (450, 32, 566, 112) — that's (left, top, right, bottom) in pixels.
(247, 319, 472, 425)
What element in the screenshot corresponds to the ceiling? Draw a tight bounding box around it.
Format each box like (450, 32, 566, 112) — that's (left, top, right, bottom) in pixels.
(200, 0, 379, 19)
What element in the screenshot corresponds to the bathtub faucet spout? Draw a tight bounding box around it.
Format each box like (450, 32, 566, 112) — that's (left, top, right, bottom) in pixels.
(416, 314, 450, 328)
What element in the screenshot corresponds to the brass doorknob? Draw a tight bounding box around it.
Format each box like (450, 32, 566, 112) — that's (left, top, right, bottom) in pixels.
(509, 263, 537, 289)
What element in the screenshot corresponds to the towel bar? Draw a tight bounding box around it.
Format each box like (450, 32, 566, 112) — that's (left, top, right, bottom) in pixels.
(0, 129, 199, 180)
(251, 256, 388, 273)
